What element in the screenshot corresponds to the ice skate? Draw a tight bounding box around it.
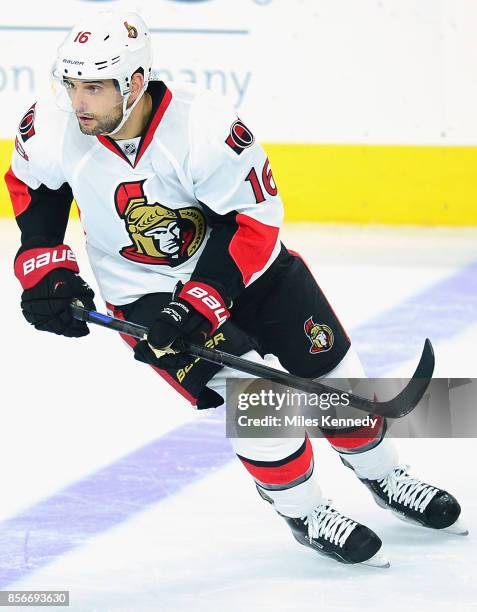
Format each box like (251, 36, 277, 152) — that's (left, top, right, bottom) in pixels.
(343, 460, 468, 536)
(258, 487, 389, 567)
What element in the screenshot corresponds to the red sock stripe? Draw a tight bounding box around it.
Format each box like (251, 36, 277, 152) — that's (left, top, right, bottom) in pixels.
(323, 415, 385, 450)
(238, 436, 313, 486)
(108, 304, 197, 406)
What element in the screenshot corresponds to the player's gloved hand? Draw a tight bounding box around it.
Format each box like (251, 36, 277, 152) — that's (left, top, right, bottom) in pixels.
(14, 244, 96, 337)
(133, 280, 230, 369)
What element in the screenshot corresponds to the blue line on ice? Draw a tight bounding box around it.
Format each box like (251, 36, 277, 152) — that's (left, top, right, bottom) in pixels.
(0, 414, 229, 586)
(353, 258, 477, 376)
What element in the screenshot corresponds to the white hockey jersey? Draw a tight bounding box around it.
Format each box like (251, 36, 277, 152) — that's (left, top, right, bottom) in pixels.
(6, 80, 284, 306)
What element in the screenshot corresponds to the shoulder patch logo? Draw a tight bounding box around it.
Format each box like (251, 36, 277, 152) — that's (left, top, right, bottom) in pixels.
(304, 317, 334, 354)
(114, 180, 206, 266)
(19, 103, 37, 143)
(225, 119, 254, 155)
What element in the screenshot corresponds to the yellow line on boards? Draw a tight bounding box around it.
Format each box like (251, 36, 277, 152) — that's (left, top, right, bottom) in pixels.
(1, 139, 476, 225)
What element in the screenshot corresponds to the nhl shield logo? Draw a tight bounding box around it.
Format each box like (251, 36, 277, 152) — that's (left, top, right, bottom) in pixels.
(304, 317, 334, 354)
(123, 142, 137, 156)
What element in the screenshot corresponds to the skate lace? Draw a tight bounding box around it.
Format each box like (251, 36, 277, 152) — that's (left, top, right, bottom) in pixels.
(377, 464, 438, 513)
(304, 500, 357, 547)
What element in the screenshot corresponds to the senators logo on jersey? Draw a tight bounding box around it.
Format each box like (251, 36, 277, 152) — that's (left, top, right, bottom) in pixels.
(19, 103, 37, 144)
(114, 180, 206, 266)
(304, 317, 334, 354)
(225, 119, 254, 155)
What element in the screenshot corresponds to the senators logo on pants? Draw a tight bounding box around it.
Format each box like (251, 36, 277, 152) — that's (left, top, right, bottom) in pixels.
(304, 317, 334, 354)
(114, 180, 206, 265)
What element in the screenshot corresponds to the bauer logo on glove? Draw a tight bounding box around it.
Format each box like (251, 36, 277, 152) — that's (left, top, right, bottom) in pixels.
(145, 280, 230, 359)
(14, 242, 96, 338)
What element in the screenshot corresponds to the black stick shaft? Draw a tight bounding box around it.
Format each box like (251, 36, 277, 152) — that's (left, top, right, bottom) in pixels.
(70, 302, 434, 418)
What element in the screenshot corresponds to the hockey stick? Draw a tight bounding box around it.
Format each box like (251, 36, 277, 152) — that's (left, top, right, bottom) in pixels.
(70, 302, 434, 419)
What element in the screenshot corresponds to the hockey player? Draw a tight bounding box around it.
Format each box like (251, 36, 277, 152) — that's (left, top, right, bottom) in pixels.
(5, 10, 467, 568)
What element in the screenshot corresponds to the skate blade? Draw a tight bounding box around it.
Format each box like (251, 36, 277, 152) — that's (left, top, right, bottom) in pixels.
(390, 509, 469, 535)
(360, 552, 390, 568)
(441, 518, 469, 536)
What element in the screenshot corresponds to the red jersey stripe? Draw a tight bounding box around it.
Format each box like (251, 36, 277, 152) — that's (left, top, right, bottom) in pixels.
(134, 87, 172, 167)
(4, 166, 32, 217)
(229, 213, 279, 286)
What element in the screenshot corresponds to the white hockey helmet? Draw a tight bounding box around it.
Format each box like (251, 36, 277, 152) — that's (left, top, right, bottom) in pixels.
(53, 10, 153, 134)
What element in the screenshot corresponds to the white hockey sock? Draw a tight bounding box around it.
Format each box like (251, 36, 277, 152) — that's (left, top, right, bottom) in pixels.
(257, 466, 324, 518)
(339, 438, 399, 480)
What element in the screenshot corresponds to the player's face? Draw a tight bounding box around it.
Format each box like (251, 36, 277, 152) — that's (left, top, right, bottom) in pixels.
(63, 78, 124, 135)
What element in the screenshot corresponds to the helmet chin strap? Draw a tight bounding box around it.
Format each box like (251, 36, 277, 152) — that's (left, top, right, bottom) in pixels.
(105, 86, 147, 137)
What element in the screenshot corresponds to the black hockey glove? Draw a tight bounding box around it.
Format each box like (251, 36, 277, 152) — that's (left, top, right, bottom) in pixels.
(133, 280, 230, 369)
(15, 244, 96, 337)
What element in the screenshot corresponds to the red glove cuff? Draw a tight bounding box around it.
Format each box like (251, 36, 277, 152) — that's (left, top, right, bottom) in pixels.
(179, 281, 230, 333)
(14, 245, 79, 290)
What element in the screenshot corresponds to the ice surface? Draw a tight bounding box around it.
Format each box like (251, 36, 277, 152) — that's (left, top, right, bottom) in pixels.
(1, 220, 476, 611)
